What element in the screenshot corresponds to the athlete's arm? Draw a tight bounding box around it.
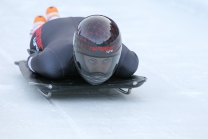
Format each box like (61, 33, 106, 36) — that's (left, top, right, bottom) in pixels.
(27, 40, 76, 79)
(27, 47, 65, 79)
(113, 44, 139, 78)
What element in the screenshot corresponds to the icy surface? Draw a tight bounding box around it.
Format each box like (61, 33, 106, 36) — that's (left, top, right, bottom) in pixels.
(0, 0, 208, 139)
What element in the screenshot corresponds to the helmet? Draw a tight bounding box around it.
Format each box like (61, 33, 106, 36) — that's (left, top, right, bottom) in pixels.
(73, 15, 122, 85)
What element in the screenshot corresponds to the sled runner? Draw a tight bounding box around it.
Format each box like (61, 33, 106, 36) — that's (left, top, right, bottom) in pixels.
(15, 60, 147, 98)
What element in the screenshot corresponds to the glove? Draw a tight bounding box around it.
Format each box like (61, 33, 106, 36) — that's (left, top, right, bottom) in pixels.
(27, 49, 42, 55)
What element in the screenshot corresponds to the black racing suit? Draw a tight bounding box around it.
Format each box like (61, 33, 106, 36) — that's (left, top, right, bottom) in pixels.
(28, 17, 139, 79)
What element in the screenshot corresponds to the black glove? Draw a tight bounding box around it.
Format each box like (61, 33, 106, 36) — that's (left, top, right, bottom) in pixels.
(27, 49, 42, 55)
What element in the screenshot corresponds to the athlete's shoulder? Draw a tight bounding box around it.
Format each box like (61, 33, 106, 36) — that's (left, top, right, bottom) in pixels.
(41, 17, 84, 27)
(69, 16, 85, 20)
(69, 17, 85, 26)
(47, 16, 84, 21)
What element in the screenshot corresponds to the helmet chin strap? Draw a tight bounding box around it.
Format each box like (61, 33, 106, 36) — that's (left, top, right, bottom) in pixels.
(80, 71, 108, 85)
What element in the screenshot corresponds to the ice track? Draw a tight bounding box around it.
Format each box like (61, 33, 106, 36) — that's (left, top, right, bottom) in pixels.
(0, 0, 208, 138)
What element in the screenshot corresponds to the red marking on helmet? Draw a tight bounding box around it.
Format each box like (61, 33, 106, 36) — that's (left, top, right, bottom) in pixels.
(89, 46, 114, 52)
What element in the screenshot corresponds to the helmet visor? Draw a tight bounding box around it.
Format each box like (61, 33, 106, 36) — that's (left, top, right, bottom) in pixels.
(74, 52, 120, 85)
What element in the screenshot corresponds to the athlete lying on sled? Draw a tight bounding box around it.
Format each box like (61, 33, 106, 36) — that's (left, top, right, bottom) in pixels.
(15, 6, 146, 97)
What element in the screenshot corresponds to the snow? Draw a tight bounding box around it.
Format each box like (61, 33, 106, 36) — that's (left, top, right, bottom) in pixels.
(0, 0, 208, 138)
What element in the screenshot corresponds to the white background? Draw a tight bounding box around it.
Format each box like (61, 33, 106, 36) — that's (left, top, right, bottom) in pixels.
(0, 0, 208, 138)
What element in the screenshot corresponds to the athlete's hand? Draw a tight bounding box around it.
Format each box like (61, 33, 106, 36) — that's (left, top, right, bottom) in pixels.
(27, 49, 42, 55)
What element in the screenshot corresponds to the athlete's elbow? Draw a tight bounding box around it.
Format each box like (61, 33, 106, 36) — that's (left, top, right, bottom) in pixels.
(32, 61, 64, 79)
(44, 74, 62, 79)
(40, 67, 64, 79)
